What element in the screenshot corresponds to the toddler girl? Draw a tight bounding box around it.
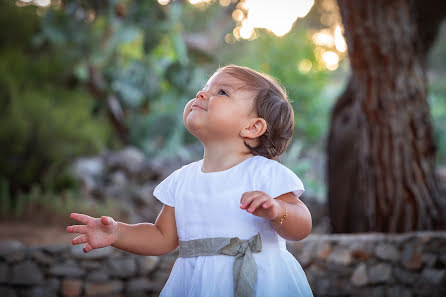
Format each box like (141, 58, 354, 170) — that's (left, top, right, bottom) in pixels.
(67, 64, 314, 297)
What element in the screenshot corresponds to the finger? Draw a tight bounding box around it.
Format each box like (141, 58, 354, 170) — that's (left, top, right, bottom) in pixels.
(240, 192, 259, 209)
(246, 196, 269, 213)
(72, 234, 88, 245)
(101, 216, 112, 225)
(66, 225, 88, 234)
(263, 199, 275, 208)
(70, 213, 93, 224)
(83, 243, 93, 253)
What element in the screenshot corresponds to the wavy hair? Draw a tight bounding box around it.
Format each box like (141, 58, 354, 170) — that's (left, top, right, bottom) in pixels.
(216, 65, 295, 160)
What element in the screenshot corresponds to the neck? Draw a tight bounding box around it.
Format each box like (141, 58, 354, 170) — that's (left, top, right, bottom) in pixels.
(201, 140, 253, 173)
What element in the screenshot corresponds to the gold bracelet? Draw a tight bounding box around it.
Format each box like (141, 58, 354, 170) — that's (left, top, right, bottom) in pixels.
(274, 200, 288, 226)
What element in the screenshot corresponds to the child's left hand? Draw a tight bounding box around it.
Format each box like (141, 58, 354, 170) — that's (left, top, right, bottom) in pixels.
(240, 191, 283, 221)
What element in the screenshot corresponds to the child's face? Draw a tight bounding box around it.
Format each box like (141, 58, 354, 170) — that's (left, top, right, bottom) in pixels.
(183, 71, 257, 143)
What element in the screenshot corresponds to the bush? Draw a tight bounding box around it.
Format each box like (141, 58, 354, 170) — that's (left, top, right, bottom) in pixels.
(0, 49, 117, 205)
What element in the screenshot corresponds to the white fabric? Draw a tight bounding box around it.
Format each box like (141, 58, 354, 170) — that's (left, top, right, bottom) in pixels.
(153, 155, 313, 297)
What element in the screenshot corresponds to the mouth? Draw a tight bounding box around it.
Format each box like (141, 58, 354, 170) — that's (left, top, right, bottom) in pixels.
(192, 105, 206, 111)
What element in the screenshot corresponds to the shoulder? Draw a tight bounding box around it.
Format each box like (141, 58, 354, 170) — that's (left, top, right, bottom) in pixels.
(252, 156, 305, 198)
(172, 160, 200, 176)
(160, 159, 200, 182)
(251, 155, 293, 174)
(253, 155, 304, 186)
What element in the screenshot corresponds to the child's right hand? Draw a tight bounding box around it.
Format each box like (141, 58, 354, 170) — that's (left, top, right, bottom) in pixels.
(66, 213, 119, 253)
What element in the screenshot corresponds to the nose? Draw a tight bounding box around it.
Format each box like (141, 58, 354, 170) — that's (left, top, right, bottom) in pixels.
(196, 90, 209, 100)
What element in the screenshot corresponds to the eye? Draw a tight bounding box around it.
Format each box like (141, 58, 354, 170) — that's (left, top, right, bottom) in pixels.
(218, 89, 228, 96)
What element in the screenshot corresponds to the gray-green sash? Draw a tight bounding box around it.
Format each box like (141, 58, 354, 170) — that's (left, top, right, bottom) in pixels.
(178, 232, 262, 297)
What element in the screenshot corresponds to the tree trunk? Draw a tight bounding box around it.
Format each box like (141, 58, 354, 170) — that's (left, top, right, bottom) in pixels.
(327, 0, 446, 232)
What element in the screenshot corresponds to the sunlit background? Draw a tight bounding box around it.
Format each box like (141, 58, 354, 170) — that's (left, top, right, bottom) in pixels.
(157, 0, 347, 71)
(20, 0, 347, 72)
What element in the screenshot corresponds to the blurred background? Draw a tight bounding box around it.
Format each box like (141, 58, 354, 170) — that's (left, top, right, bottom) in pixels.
(1, 0, 445, 244)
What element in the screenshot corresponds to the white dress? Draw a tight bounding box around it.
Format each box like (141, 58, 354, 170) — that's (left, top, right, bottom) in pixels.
(153, 155, 314, 297)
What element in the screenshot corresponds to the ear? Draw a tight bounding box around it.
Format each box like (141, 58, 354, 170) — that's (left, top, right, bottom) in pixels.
(240, 118, 267, 138)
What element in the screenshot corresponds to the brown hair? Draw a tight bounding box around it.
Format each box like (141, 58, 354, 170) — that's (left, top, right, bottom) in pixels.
(216, 64, 294, 160)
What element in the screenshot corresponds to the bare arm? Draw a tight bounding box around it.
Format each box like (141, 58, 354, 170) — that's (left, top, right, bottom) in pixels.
(67, 204, 179, 256)
(270, 192, 312, 241)
(240, 191, 312, 241)
(112, 205, 179, 256)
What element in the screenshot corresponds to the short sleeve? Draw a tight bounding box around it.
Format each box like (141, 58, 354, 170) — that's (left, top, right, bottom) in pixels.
(259, 161, 305, 199)
(153, 169, 179, 207)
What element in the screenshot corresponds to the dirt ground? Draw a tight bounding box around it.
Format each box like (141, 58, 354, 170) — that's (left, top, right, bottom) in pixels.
(0, 221, 75, 246)
(0, 208, 107, 246)
(0, 198, 131, 246)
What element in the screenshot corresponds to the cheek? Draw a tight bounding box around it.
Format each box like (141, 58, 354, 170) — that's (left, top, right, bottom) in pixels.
(183, 99, 194, 124)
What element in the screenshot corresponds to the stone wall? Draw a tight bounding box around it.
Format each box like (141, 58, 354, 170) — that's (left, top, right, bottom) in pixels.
(1, 231, 445, 297)
(288, 231, 446, 297)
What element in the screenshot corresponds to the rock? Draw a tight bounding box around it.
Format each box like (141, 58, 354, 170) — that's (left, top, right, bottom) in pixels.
(316, 242, 332, 260)
(421, 268, 446, 285)
(368, 263, 392, 284)
(375, 243, 400, 262)
(43, 244, 68, 255)
(50, 263, 85, 278)
(351, 249, 369, 261)
(150, 271, 171, 292)
(127, 277, 156, 291)
(71, 245, 113, 260)
(10, 261, 44, 285)
(349, 239, 376, 256)
(32, 250, 55, 265)
(72, 156, 104, 179)
(0, 240, 24, 259)
(107, 258, 137, 278)
(135, 183, 157, 204)
(105, 146, 145, 174)
(85, 280, 123, 296)
(0, 262, 9, 283)
(314, 278, 332, 295)
(393, 267, 419, 285)
(110, 171, 127, 186)
(351, 263, 368, 286)
(294, 241, 314, 267)
(138, 256, 160, 275)
(62, 279, 83, 297)
(132, 160, 163, 184)
(327, 246, 353, 265)
(365, 286, 386, 297)
(5, 250, 25, 263)
(47, 278, 60, 296)
(386, 286, 413, 297)
(20, 286, 50, 297)
(440, 254, 446, 266)
(421, 253, 438, 267)
(80, 260, 102, 270)
(86, 268, 110, 282)
(0, 287, 17, 297)
(401, 241, 422, 270)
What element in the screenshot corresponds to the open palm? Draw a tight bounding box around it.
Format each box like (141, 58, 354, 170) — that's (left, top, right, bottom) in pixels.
(66, 213, 118, 253)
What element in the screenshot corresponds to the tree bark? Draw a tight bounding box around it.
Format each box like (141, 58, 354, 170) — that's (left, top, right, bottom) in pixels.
(327, 0, 446, 232)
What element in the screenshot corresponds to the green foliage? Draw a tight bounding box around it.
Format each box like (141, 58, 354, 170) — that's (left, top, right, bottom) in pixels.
(429, 91, 446, 165)
(0, 1, 40, 48)
(33, 0, 206, 159)
(0, 1, 116, 213)
(428, 22, 446, 166)
(0, 48, 115, 196)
